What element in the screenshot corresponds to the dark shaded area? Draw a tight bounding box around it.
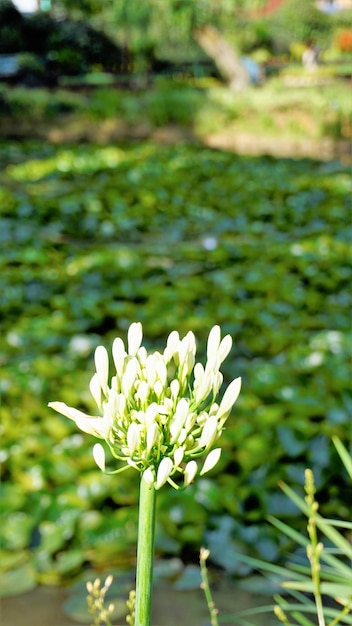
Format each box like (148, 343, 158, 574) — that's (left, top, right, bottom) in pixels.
(0, 0, 123, 84)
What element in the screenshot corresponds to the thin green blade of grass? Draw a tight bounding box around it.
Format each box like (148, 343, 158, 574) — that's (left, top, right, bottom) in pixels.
(286, 553, 352, 582)
(286, 561, 351, 585)
(332, 436, 352, 480)
(274, 595, 317, 626)
(269, 515, 352, 579)
(283, 579, 352, 600)
(278, 482, 352, 560)
(268, 515, 310, 548)
(274, 596, 352, 625)
(319, 520, 352, 530)
(218, 604, 278, 625)
(284, 588, 317, 607)
(315, 548, 352, 579)
(316, 520, 352, 560)
(230, 553, 308, 582)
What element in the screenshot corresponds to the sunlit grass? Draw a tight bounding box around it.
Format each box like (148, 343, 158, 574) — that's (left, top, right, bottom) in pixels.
(0, 75, 351, 141)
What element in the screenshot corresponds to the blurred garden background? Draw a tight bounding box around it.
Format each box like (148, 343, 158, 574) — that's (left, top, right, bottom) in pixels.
(0, 0, 351, 624)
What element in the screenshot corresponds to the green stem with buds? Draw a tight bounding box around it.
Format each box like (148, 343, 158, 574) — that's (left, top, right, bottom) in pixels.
(134, 477, 157, 626)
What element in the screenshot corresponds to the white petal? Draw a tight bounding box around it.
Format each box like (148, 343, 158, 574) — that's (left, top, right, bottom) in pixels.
(136, 380, 150, 405)
(217, 377, 242, 419)
(170, 398, 189, 442)
(174, 446, 185, 467)
(164, 330, 180, 362)
(153, 380, 163, 398)
(212, 371, 223, 396)
(155, 356, 167, 386)
(170, 379, 180, 399)
(137, 346, 147, 366)
(89, 373, 102, 409)
(93, 443, 106, 471)
(127, 422, 140, 455)
(156, 457, 173, 489)
(112, 337, 126, 378)
(207, 325, 221, 361)
(179, 331, 196, 370)
(147, 422, 159, 453)
(128, 322, 143, 356)
(145, 403, 159, 428)
(122, 358, 138, 396)
(143, 467, 155, 486)
(177, 428, 187, 445)
(194, 362, 205, 384)
(48, 401, 106, 438)
(200, 448, 221, 475)
(95, 346, 109, 394)
(199, 415, 218, 449)
(194, 372, 213, 405)
(184, 460, 198, 486)
(218, 334, 232, 363)
(146, 354, 157, 387)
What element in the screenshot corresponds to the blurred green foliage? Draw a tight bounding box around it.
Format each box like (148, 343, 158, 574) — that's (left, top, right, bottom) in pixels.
(1, 0, 351, 84)
(0, 140, 351, 594)
(0, 78, 351, 141)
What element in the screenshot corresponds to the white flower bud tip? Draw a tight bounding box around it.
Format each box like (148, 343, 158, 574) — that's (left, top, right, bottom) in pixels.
(93, 443, 106, 471)
(156, 457, 173, 489)
(128, 322, 143, 356)
(200, 448, 221, 475)
(127, 422, 140, 455)
(199, 415, 218, 449)
(184, 460, 198, 486)
(94, 345, 109, 394)
(218, 377, 242, 419)
(207, 325, 221, 361)
(143, 467, 155, 486)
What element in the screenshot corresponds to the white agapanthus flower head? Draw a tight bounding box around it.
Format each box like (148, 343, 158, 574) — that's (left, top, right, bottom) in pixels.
(49, 323, 241, 490)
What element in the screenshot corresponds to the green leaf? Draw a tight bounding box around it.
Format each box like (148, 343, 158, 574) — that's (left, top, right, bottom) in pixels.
(0, 563, 37, 597)
(332, 436, 352, 480)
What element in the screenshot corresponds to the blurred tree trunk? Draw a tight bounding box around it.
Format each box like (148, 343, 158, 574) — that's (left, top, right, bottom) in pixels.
(194, 25, 250, 91)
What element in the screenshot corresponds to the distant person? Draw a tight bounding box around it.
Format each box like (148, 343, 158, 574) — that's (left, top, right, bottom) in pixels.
(302, 40, 320, 71)
(317, 0, 339, 13)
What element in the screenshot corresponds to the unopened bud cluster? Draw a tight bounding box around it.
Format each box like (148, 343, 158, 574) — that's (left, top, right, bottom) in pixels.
(49, 324, 241, 490)
(86, 575, 114, 625)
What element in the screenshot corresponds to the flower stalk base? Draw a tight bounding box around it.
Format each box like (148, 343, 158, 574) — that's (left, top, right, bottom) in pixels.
(134, 477, 157, 626)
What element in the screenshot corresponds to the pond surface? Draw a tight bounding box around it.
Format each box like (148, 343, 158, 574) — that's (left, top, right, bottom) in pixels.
(1, 578, 278, 626)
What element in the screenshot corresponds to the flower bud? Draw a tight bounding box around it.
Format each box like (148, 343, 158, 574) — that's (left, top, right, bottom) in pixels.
(127, 422, 140, 455)
(146, 422, 159, 453)
(156, 457, 173, 489)
(136, 380, 150, 405)
(93, 443, 106, 471)
(218, 334, 232, 363)
(112, 337, 126, 378)
(170, 379, 180, 399)
(200, 448, 221, 475)
(143, 467, 155, 486)
(184, 460, 198, 486)
(170, 398, 189, 442)
(128, 322, 143, 356)
(207, 325, 221, 362)
(95, 345, 109, 394)
(89, 373, 102, 409)
(122, 358, 138, 396)
(199, 415, 218, 449)
(164, 330, 180, 362)
(174, 446, 185, 467)
(153, 380, 164, 398)
(217, 377, 242, 420)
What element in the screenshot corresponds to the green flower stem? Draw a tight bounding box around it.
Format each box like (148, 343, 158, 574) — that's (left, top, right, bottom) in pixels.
(134, 477, 157, 626)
